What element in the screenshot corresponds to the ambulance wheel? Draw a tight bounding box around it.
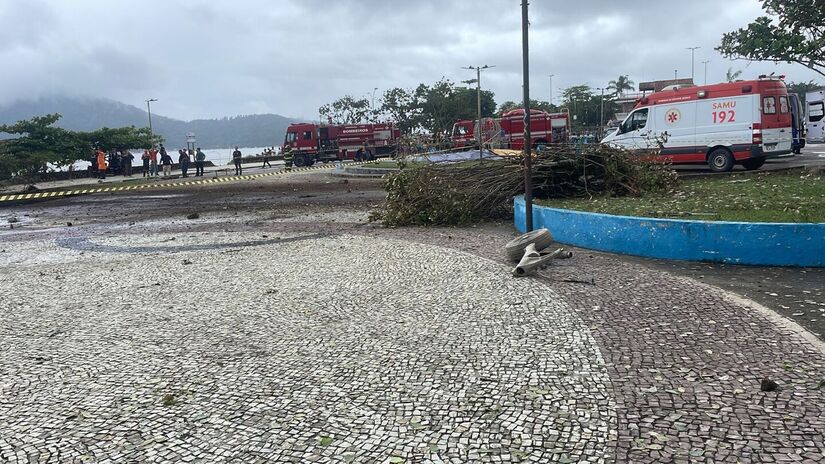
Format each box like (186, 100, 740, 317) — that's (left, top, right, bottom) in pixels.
(741, 158, 765, 171)
(707, 148, 734, 173)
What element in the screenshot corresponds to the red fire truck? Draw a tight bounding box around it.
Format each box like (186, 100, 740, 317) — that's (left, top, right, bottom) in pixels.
(283, 122, 401, 166)
(451, 109, 570, 149)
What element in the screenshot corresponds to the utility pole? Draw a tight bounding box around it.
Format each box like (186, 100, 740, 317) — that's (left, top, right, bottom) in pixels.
(146, 98, 157, 147)
(521, 0, 533, 232)
(686, 46, 700, 82)
(462, 65, 495, 162)
(548, 74, 554, 106)
(596, 87, 605, 138)
(701, 60, 710, 85)
(674, 69, 678, 81)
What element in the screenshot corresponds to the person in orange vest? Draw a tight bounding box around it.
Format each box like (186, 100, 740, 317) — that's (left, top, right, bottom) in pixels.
(95, 148, 107, 181)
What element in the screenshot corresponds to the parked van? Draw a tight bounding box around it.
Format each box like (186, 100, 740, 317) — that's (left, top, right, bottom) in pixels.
(806, 90, 825, 143)
(602, 77, 792, 172)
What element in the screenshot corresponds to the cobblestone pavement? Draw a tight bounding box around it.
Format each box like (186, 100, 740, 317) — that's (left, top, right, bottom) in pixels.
(361, 225, 825, 464)
(0, 229, 615, 463)
(2, 186, 825, 463)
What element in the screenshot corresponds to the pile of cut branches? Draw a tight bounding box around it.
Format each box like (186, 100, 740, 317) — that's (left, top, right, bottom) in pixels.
(371, 144, 678, 227)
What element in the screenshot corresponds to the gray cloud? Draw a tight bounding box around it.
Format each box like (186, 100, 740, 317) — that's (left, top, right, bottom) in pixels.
(0, 0, 822, 121)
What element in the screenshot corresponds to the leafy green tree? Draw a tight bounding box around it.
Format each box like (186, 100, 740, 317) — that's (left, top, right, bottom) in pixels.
(324, 79, 496, 135)
(786, 80, 825, 105)
(607, 75, 635, 97)
(0, 114, 88, 179)
(319, 96, 373, 124)
(82, 126, 157, 151)
(717, 0, 825, 78)
(379, 87, 422, 134)
(560, 86, 618, 128)
(0, 114, 156, 180)
(413, 79, 496, 135)
(498, 100, 559, 114)
(726, 68, 744, 82)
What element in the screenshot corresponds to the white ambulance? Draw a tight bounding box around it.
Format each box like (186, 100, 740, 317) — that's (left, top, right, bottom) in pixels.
(602, 77, 793, 172)
(806, 90, 825, 143)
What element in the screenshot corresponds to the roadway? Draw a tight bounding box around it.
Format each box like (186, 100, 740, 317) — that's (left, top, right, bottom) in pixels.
(675, 142, 825, 175)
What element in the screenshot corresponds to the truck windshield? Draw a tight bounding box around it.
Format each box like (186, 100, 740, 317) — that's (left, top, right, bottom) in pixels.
(453, 125, 468, 136)
(285, 132, 297, 143)
(810, 102, 825, 122)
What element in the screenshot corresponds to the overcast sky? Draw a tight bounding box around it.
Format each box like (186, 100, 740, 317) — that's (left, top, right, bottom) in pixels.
(1, 0, 822, 121)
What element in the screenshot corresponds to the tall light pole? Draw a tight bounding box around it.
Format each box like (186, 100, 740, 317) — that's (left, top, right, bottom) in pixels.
(371, 87, 378, 110)
(548, 74, 555, 106)
(521, 0, 533, 232)
(596, 87, 605, 138)
(686, 46, 700, 82)
(701, 60, 710, 85)
(145, 98, 157, 147)
(462, 64, 495, 162)
(674, 69, 678, 81)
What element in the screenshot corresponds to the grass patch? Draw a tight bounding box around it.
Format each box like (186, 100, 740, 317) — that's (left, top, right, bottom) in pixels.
(538, 171, 825, 223)
(366, 161, 402, 169)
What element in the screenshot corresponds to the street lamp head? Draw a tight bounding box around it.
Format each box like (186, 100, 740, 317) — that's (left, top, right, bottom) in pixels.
(147, 98, 157, 103)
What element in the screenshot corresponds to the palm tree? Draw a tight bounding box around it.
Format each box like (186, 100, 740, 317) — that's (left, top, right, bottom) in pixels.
(726, 68, 743, 82)
(607, 75, 635, 97)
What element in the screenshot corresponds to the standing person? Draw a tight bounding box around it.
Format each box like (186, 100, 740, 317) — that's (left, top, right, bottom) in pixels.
(178, 149, 191, 177)
(282, 145, 293, 171)
(149, 146, 159, 177)
(261, 147, 272, 168)
(194, 147, 206, 176)
(95, 148, 107, 181)
(121, 150, 134, 176)
(141, 149, 150, 177)
(232, 146, 243, 175)
(160, 147, 173, 177)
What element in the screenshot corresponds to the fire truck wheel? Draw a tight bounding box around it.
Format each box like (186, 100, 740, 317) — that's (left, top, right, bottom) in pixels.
(707, 148, 734, 173)
(741, 157, 765, 171)
(293, 154, 307, 167)
(503, 228, 553, 262)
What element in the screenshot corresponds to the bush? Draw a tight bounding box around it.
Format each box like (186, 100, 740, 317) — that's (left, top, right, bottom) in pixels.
(371, 144, 677, 227)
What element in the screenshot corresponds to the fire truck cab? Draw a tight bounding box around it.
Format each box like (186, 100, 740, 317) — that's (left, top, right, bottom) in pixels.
(602, 77, 792, 172)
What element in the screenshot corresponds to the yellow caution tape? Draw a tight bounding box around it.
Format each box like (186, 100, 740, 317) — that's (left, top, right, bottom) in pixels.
(0, 161, 377, 203)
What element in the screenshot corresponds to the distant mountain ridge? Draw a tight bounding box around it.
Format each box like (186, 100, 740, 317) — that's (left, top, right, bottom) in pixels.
(0, 96, 297, 149)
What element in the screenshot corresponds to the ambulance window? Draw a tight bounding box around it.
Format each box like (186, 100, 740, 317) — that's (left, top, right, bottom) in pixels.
(779, 96, 789, 114)
(810, 102, 824, 122)
(633, 109, 648, 130)
(763, 96, 777, 114)
(622, 108, 649, 132)
(302, 131, 313, 140)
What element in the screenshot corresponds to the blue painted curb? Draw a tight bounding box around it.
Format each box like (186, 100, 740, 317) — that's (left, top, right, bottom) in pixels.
(514, 196, 825, 267)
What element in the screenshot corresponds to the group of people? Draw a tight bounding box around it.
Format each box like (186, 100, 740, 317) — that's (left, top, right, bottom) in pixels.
(171, 147, 207, 177)
(91, 149, 136, 180)
(91, 145, 207, 180)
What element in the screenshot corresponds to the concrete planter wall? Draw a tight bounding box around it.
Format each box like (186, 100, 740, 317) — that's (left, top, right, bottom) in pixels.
(514, 196, 825, 267)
